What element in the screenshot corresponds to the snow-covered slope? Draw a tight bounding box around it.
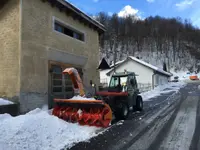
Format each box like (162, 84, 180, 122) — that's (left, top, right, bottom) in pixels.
(101, 46, 200, 74)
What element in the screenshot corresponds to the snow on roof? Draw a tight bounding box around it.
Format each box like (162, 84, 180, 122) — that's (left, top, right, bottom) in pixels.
(128, 56, 172, 76)
(110, 59, 125, 68)
(107, 56, 172, 76)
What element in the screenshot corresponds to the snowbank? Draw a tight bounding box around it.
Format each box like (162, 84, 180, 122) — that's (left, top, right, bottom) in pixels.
(140, 82, 186, 101)
(0, 98, 14, 106)
(0, 109, 100, 150)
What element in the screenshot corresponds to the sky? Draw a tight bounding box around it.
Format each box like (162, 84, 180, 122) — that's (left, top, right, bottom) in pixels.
(67, 0, 200, 28)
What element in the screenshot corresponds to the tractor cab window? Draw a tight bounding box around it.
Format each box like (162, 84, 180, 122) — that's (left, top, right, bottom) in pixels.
(109, 76, 128, 92)
(109, 77, 119, 87)
(129, 75, 137, 89)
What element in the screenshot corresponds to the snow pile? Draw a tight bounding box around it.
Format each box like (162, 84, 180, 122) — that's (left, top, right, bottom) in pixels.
(0, 109, 100, 150)
(0, 98, 14, 105)
(0, 113, 12, 121)
(70, 95, 96, 100)
(140, 82, 186, 101)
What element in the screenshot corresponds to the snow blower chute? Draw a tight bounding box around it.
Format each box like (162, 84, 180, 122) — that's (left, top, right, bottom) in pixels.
(52, 68, 112, 128)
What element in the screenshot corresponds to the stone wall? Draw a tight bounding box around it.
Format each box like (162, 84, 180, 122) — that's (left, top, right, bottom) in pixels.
(0, 0, 20, 103)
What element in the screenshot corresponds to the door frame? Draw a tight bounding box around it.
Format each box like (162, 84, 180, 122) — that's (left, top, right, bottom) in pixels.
(48, 60, 83, 108)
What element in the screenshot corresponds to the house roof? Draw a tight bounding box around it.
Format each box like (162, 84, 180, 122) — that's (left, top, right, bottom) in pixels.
(98, 58, 111, 70)
(110, 59, 125, 68)
(107, 56, 172, 77)
(41, 0, 106, 34)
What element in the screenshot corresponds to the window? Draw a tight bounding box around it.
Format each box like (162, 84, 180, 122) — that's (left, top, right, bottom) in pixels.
(129, 75, 137, 89)
(109, 76, 128, 87)
(50, 62, 83, 99)
(51, 65, 63, 93)
(54, 20, 85, 42)
(109, 77, 119, 88)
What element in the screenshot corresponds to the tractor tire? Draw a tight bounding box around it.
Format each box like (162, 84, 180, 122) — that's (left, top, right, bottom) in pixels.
(115, 103, 130, 120)
(136, 96, 143, 111)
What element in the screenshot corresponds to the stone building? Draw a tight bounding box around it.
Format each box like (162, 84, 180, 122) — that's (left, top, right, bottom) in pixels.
(0, 0, 105, 112)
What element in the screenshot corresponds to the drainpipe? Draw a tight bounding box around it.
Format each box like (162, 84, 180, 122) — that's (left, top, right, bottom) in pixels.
(113, 47, 116, 74)
(112, 40, 117, 74)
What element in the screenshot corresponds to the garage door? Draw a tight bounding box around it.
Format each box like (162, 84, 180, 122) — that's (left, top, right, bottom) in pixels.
(48, 62, 83, 108)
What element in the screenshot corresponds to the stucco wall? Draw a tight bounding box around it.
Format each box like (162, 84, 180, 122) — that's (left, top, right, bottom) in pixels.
(20, 0, 100, 112)
(0, 0, 20, 102)
(154, 74, 169, 86)
(109, 60, 154, 84)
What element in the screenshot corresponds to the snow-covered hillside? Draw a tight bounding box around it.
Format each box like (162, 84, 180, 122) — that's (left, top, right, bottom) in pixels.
(96, 14, 200, 73)
(100, 48, 200, 74)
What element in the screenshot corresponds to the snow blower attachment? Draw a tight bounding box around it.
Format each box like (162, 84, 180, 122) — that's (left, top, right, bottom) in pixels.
(52, 68, 112, 128)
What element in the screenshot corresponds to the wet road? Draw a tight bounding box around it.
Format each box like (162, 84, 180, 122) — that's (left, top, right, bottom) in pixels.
(68, 82, 200, 150)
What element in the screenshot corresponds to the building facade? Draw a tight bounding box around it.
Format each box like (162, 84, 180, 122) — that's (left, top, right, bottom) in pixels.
(0, 0, 105, 112)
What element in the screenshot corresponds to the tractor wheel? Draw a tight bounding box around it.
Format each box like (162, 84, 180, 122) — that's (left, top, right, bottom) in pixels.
(136, 96, 143, 111)
(115, 103, 130, 120)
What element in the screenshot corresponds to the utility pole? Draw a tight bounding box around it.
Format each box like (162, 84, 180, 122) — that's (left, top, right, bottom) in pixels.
(113, 40, 117, 74)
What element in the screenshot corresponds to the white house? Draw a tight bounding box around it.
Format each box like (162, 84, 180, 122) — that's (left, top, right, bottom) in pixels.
(99, 56, 172, 89)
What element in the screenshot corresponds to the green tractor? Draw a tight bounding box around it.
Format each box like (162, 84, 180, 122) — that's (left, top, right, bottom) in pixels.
(96, 71, 143, 120)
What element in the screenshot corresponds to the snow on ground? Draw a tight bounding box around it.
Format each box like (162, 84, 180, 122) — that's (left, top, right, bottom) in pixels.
(140, 81, 186, 101)
(0, 108, 101, 150)
(0, 98, 14, 105)
(171, 70, 200, 81)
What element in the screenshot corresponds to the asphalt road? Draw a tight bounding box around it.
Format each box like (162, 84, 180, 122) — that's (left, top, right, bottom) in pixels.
(68, 81, 200, 150)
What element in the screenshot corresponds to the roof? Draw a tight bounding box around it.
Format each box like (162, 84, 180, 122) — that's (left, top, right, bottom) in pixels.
(112, 72, 138, 77)
(98, 58, 111, 70)
(110, 59, 125, 68)
(42, 0, 106, 34)
(107, 56, 172, 77)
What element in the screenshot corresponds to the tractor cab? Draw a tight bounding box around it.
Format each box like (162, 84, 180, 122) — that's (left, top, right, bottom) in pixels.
(108, 71, 138, 92)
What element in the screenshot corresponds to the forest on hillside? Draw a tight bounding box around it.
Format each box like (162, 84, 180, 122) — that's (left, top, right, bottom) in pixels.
(95, 12, 200, 72)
